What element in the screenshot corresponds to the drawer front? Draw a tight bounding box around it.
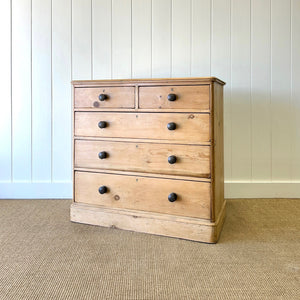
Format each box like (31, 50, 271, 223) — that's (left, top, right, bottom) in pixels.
(74, 112, 210, 143)
(74, 87, 135, 108)
(139, 85, 210, 109)
(75, 171, 211, 219)
(75, 139, 210, 177)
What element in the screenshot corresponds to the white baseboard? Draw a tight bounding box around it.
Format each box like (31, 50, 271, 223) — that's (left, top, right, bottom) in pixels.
(0, 182, 72, 199)
(225, 181, 300, 198)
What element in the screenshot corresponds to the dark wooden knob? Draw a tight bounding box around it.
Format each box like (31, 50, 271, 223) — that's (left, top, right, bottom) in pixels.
(167, 93, 177, 101)
(168, 193, 177, 202)
(98, 186, 107, 194)
(168, 155, 177, 164)
(167, 122, 176, 130)
(98, 121, 107, 128)
(98, 151, 107, 159)
(99, 94, 107, 101)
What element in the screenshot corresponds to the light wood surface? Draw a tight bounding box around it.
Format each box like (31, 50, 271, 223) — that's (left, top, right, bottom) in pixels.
(75, 171, 211, 219)
(72, 77, 225, 242)
(74, 112, 210, 143)
(72, 77, 226, 86)
(70, 200, 226, 243)
(139, 85, 210, 109)
(74, 168, 211, 183)
(74, 86, 134, 108)
(211, 82, 225, 221)
(74, 139, 210, 177)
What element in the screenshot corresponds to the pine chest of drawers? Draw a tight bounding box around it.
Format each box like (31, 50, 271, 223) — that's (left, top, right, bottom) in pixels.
(71, 77, 226, 243)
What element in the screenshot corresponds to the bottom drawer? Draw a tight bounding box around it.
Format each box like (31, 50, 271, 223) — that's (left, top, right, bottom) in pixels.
(74, 171, 211, 219)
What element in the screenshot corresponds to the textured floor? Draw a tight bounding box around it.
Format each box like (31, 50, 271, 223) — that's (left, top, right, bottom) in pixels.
(0, 199, 299, 300)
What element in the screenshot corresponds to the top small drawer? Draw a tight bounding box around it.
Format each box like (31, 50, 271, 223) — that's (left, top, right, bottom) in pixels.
(139, 85, 210, 110)
(74, 87, 135, 109)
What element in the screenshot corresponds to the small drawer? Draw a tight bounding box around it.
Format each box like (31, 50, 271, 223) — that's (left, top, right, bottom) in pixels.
(139, 85, 210, 109)
(74, 112, 210, 143)
(74, 171, 211, 219)
(74, 87, 135, 109)
(74, 139, 211, 177)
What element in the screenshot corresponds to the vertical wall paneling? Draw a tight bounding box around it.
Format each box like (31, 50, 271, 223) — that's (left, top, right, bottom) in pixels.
(191, 0, 211, 76)
(32, 0, 52, 181)
(211, 0, 232, 181)
(271, 0, 291, 180)
(92, 0, 112, 79)
(0, 0, 11, 181)
(11, 0, 32, 181)
(251, 0, 271, 180)
(152, 0, 171, 78)
(291, 0, 300, 181)
(230, 0, 251, 181)
(111, 0, 132, 78)
(52, 0, 72, 182)
(72, 0, 92, 80)
(2, 0, 300, 198)
(132, 0, 152, 78)
(172, 0, 191, 77)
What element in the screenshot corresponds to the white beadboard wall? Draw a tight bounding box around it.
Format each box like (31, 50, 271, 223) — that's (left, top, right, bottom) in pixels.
(0, 0, 299, 199)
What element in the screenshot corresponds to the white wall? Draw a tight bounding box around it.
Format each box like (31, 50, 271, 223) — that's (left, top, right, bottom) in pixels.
(0, 0, 299, 199)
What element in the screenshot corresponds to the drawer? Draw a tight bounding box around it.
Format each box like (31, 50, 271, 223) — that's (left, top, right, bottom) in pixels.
(139, 85, 210, 109)
(74, 112, 210, 143)
(74, 139, 210, 177)
(74, 171, 211, 219)
(74, 87, 135, 108)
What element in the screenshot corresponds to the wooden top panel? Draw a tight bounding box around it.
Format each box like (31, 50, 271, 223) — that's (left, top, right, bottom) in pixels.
(72, 77, 226, 87)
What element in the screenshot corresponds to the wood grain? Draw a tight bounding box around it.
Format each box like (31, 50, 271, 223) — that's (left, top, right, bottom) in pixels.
(74, 87, 135, 108)
(74, 139, 210, 177)
(138, 85, 210, 109)
(75, 171, 211, 219)
(70, 201, 226, 243)
(74, 112, 210, 143)
(211, 82, 225, 221)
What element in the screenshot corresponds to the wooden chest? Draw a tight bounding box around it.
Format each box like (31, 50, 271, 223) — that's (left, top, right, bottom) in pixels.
(71, 77, 226, 243)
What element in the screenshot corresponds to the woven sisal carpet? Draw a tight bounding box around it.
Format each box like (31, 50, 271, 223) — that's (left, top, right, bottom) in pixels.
(0, 199, 299, 299)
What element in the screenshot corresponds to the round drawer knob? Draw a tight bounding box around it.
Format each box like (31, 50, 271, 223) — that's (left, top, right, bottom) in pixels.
(98, 121, 107, 128)
(167, 122, 176, 130)
(167, 93, 177, 101)
(168, 155, 177, 164)
(98, 186, 107, 194)
(168, 193, 177, 202)
(98, 94, 107, 101)
(98, 151, 107, 159)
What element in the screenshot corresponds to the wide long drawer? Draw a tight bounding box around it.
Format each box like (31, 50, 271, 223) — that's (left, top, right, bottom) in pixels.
(74, 139, 210, 177)
(74, 171, 211, 219)
(74, 112, 210, 143)
(139, 85, 210, 109)
(74, 87, 135, 109)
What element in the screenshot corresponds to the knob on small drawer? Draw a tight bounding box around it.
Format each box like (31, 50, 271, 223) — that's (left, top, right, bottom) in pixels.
(98, 121, 107, 128)
(98, 186, 107, 194)
(167, 93, 177, 101)
(168, 155, 177, 164)
(168, 193, 177, 202)
(167, 122, 176, 130)
(98, 151, 107, 159)
(98, 94, 107, 101)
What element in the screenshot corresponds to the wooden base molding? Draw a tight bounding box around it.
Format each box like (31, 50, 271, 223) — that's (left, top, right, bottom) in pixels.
(70, 200, 226, 243)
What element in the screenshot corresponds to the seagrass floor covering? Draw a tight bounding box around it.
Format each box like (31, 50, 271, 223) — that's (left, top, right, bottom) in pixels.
(0, 199, 299, 299)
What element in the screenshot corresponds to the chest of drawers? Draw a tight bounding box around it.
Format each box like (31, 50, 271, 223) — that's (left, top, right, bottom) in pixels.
(71, 77, 226, 243)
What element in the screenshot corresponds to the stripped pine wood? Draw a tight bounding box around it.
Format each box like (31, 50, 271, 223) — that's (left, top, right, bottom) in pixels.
(74, 139, 211, 177)
(74, 171, 211, 219)
(74, 112, 210, 143)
